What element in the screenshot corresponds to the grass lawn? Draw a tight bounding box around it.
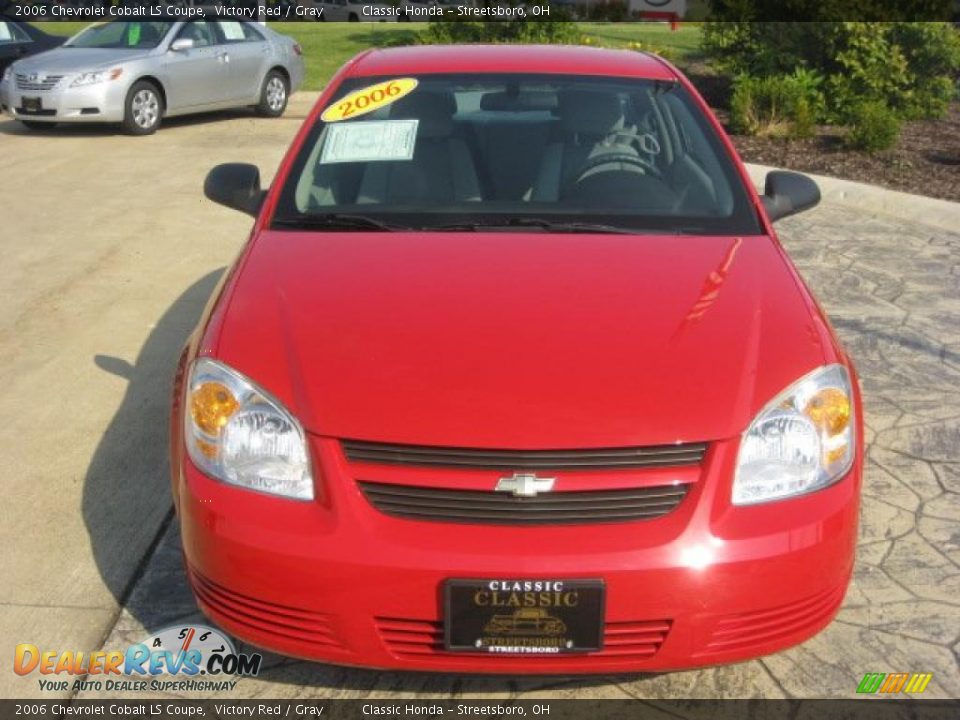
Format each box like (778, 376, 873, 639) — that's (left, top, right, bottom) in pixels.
(33, 22, 702, 92)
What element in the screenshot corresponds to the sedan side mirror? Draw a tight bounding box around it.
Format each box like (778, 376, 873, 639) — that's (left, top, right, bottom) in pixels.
(762, 171, 821, 222)
(169, 38, 195, 52)
(204, 163, 266, 217)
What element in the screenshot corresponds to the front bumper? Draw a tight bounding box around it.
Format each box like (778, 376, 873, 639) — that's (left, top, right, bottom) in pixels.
(174, 433, 861, 674)
(1, 77, 127, 123)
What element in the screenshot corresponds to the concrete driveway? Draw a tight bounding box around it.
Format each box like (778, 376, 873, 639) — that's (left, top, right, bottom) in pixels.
(1, 100, 958, 700)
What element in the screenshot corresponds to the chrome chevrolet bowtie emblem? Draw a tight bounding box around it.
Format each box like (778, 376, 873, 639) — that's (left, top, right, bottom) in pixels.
(495, 473, 555, 498)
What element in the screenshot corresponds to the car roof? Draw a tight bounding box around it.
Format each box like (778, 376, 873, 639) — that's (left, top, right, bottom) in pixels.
(350, 44, 678, 81)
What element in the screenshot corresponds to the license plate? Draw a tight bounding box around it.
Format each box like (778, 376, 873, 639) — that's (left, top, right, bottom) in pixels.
(22, 97, 42, 113)
(444, 579, 604, 654)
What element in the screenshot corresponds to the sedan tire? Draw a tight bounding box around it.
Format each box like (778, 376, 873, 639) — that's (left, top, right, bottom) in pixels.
(256, 70, 289, 118)
(122, 81, 163, 136)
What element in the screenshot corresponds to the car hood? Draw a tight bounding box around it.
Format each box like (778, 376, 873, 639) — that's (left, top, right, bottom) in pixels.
(13, 48, 151, 74)
(213, 231, 831, 448)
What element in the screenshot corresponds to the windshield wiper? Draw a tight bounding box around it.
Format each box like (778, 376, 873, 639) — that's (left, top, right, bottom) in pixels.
(272, 214, 412, 232)
(428, 218, 647, 234)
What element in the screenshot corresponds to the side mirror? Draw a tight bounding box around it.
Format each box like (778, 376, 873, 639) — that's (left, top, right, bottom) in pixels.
(169, 38, 195, 52)
(204, 163, 266, 217)
(762, 171, 820, 222)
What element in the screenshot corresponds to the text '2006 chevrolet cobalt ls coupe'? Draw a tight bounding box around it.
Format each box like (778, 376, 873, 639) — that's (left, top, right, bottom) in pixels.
(172, 44, 862, 673)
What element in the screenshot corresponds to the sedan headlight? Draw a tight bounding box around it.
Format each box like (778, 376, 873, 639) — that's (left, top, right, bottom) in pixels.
(184, 358, 314, 500)
(70, 68, 123, 87)
(733, 364, 855, 505)
(2, 66, 11, 83)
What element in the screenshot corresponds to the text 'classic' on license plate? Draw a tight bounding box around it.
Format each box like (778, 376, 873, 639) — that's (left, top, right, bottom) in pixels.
(444, 579, 604, 654)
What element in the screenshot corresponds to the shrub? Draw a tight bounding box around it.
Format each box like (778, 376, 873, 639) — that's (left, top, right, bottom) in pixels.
(702, 20, 960, 123)
(845, 101, 901, 153)
(730, 74, 819, 139)
(822, 22, 912, 123)
(890, 22, 960, 119)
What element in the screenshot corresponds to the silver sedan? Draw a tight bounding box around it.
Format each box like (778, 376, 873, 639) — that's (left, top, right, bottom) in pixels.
(0, 21, 305, 134)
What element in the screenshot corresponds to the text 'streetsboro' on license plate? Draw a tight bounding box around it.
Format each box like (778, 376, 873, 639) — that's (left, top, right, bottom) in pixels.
(445, 579, 605, 654)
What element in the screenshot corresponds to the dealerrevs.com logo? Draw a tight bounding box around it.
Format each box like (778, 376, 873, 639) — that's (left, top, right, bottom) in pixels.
(14, 625, 262, 693)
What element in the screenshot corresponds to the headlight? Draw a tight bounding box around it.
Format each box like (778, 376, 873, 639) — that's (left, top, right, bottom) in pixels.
(70, 68, 123, 87)
(184, 358, 314, 500)
(733, 364, 855, 505)
(1, 66, 11, 83)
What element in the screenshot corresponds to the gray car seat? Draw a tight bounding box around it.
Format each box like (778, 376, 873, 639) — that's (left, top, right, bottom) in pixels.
(529, 89, 642, 202)
(357, 92, 482, 205)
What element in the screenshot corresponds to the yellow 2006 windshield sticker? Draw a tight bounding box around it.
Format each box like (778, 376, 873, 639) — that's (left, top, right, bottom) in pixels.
(321, 78, 418, 123)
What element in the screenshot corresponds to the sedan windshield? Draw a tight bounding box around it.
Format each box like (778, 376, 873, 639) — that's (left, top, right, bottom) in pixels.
(274, 73, 762, 234)
(66, 22, 173, 50)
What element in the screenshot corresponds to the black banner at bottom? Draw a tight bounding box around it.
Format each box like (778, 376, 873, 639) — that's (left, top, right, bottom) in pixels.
(1, 700, 958, 720)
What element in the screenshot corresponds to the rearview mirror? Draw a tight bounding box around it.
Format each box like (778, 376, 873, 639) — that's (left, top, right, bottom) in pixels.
(762, 171, 821, 222)
(204, 163, 265, 217)
(169, 38, 195, 52)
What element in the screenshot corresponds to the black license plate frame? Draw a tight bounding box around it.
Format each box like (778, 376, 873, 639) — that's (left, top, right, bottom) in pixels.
(444, 579, 604, 654)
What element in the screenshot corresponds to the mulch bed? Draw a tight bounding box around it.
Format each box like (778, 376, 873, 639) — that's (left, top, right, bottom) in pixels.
(727, 105, 960, 203)
(684, 65, 960, 203)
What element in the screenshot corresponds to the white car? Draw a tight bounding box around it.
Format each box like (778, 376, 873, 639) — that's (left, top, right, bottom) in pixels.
(0, 20, 304, 134)
(297, 0, 398, 22)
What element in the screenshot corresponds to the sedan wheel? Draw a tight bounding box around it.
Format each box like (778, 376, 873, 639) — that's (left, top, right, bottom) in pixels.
(122, 81, 162, 135)
(266, 77, 286, 113)
(132, 90, 159, 129)
(257, 71, 289, 118)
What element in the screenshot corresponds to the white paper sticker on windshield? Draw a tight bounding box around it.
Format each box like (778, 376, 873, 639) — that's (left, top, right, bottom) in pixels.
(319, 120, 419, 165)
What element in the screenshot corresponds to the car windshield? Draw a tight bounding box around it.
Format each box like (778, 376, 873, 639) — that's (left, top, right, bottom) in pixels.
(274, 73, 761, 235)
(65, 22, 173, 50)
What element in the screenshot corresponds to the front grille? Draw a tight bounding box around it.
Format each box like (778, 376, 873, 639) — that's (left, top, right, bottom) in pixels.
(376, 617, 671, 659)
(359, 481, 689, 525)
(343, 440, 708, 470)
(15, 74, 63, 92)
(189, 569, 343, 649)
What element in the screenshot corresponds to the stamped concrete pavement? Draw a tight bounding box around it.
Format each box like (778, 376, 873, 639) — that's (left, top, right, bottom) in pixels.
(0, 99, 317, 700)
(1, 98, 958, 700)
(78, 199, 960, 701)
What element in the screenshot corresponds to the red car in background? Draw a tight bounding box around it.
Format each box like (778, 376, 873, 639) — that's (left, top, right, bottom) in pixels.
(171, 44, 863, 672)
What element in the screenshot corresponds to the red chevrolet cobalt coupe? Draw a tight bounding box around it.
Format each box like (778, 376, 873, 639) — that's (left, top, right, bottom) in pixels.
(172, 45, 862, 672)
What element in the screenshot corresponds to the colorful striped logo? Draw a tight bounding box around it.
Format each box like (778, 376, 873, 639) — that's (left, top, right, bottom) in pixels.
(857, 672, 933, 694)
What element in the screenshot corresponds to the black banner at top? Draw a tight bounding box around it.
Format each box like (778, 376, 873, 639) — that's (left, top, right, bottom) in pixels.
(0, 0, 957, 23)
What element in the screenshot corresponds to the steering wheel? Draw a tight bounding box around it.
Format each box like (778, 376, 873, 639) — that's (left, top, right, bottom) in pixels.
(565, 152, 663, 196)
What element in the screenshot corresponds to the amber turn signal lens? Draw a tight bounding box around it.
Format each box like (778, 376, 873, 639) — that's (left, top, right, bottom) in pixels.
(195, 438, 219, 459)
(804, 387, 851, 436)
(190, 381, 239, 436)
